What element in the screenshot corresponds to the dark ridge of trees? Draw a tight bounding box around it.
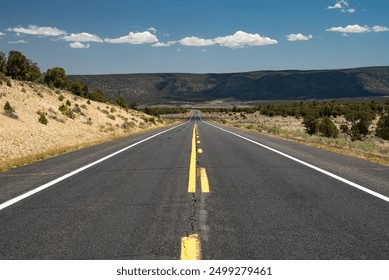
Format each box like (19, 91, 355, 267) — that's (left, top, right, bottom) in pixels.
(141, 107, 188, 117)
(200, 100, 389, 141)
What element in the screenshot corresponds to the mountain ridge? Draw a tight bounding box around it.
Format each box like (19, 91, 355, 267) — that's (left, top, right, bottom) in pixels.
(70, 66, 389, 105)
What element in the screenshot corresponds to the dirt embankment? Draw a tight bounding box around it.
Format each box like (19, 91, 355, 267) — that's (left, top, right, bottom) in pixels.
(0, 80, 174, 171)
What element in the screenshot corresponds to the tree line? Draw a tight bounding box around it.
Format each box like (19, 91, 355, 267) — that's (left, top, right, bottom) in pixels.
(0, 50, 131, 108)
(200, 101, 389, 141)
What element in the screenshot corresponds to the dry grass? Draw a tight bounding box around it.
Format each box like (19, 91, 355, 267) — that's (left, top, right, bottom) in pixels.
(203, 111, 389, 166)
(0, 79, 179, 172)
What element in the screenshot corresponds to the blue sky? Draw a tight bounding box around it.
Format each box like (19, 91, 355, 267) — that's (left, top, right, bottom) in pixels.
(0, 0, 388, 74)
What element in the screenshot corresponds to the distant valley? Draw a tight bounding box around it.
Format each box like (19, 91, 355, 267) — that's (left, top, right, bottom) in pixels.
(70, 67, 389, 105)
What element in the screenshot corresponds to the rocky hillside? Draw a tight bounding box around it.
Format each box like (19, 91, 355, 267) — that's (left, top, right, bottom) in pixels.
(0, 79, 167, 171)
(70, 67, 389, 104)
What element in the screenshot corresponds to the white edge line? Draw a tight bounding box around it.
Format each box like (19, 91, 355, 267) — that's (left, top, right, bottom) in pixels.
(200, 116, 389, 204)
(0, 118, 192, 211)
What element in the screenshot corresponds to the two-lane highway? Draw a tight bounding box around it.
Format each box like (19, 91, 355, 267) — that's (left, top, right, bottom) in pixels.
(1, 112, 389, 259)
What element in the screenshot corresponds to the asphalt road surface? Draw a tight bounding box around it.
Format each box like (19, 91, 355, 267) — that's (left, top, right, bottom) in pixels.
(1, 112, 389, 259)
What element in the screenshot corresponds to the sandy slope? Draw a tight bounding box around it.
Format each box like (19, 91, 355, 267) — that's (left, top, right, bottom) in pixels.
(0, 80, 167, 171)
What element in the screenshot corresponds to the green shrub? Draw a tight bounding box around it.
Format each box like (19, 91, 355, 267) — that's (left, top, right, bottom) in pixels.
(116, 96, 127, 109)
(376, 114, 389, 140)
(3, 101, 18, 119)
(64, 108, 75, 119)
(6, 51, 29, 80)
(303, 112, 319, 135)
(107, 114, 116, 120)
(68, 78, 88, 97)
(38, 113, 48, 125)
(44, 67, 67, 89)
(318, 116, 339, 138)
(58, 95, 65, 101)
(58, 104, 67, 112)
(66, 100, 71, 106)
(4, 101, 13, 112)
(72, 105, 82, 114)
(0, 52, 6, 74)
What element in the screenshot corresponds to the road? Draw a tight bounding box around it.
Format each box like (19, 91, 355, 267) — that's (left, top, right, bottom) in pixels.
(1, 112, 389, 259)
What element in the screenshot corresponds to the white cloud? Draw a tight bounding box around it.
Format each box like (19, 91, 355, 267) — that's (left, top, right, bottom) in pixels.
(156, 31, 277, 49)
(326, 24, 371, 34)
(327, 1, 356, 13)
(152, 41, 177, 47)
(286, 33, 313, 41)
(7, 25, 66, 37)
(0, 32, 5, 36)
(9, 40, 28, 44)
(179, 36, 216, 47)
(62, 32, 103, 42)
(214, 31, 277, 48)
(104, 31, 158, 44)
(147, 27, 157, 34)
(327, 3, 342, 9)
(372, 25, 389, 32)
(69, 42, 90, 49)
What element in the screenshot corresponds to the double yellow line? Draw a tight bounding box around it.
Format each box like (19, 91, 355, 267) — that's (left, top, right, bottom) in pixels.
(181, 122, 210, 260)
(188, 123, 210, 193)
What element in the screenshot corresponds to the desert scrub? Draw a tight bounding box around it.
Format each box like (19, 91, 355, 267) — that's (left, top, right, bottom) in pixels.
(121, 121, 135, 130)
(106, 114, 116, 120)
(58, 94, 65, 101)
(72, 105, 82, 114)
(64, 108, 75, 119)
(3, 101, 18, 119)
(58, 104, 75, 119)
(38, 113, 48, 125)
(58, 104, 67, 112)
(142, 117, 156, 125)
(376, 115, 389, 140)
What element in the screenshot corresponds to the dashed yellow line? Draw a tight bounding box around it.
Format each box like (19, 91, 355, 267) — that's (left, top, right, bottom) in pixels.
(200, 168, 210, 193)
(188, 123, 197, 193)
(180, 233, 201, 260)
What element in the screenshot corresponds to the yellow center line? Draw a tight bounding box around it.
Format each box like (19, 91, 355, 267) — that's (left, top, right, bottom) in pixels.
(200, 168, 210, 193)
(188, 123, 197, 193)
(180, 233, 201, 260)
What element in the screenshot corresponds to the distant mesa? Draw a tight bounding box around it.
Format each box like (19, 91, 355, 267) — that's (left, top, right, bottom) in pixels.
(69, 67, 389, 105)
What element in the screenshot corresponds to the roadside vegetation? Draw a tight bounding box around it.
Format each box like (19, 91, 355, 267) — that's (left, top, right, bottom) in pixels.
(201, 101, 389, 165)
(0, 50, 181, 172)
(0, 50, 138, 108)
